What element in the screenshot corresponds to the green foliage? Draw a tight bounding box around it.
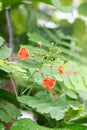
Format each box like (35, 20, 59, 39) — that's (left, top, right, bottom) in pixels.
(0, 0, 87, 129)
(27, 29, 82, 62)
(60, 0, 73, 6)
(18, 93, 83, 121)
(11, 6, 27, 35)
(51, 0, 72, 12)
(11, 118, 52, 130)
(11, 118, 87, 130)
(1, 0, 22, 9)
(0, 123, 5, 130)
(0, 31, 87, 128)
(72, 18, 86, 42)
(0, 89, 20, 107)
(0, 37, 5, 46)
(0, 45, 11, 59)
(78, 2, 87, 16)
(0, 59, 28, 81)
(27, 32, 49, 45)
(0, 98, 21, 123)
(0, 37, 11, 59)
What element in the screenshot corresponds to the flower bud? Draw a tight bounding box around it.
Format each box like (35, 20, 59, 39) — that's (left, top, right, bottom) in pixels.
(35, 68, 40, 72)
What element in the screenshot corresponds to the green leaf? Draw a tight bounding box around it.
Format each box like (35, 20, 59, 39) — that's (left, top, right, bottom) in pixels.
(69, 74, 86, 91)
(78, 2, 87, 16)
(0, 122, 5, 130)
(0, 2, 2, 11)
(31, 0, 52, 5)
(0, 98, 21, 123)
(61, 124, 87, 130)
(27, 32, 49, 45)
(52, 60, 63, 81)
(60, 62, 87, 100)
(0, 37, 5, 47)
(11, 118, 61, 130)
(29, 68, 43, 85)
(41, 63, 53, 77)
(60, 0, 73, 6)
(9, 62, 26, 73)
(63, 87, 78, 99)
(72, 18, 86, 41)
(2, 0, 22, 9)
(0, 45, 11, 59)
(18, 93, 81, 121)
(11, 118, 51, 130)
(0, 69, 9, 79)
(27, 28, 83, 64)
(0, 59, 29, 86)
(0, 89, 20, 107)
(51, 0, 72, 12)
(65, 104, 84, 121)
(11, 118, 87, 130)
(11, 6, 27, 35)
(0, 109, 12, 122)
(4, 104, 21, 117)
(0, 59, 10, 73)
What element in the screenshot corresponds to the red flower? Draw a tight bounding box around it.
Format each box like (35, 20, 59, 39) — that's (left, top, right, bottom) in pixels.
(58, 64, 65, 74)
(43, 77, 56, 90)
(17, 47, 30, 60)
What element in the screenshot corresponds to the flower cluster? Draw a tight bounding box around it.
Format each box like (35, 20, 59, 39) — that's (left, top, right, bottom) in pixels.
(17, 47, 80, 93)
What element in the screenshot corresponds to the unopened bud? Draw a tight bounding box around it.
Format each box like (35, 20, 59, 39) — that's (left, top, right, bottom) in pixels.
(56, 50, 62, 54)
(42, 56, 45, 59)
(31, 54, 35, 58)
(35, 68, 40, 72)
(37, 41, 42, 46)
(49, 64, 52, 68)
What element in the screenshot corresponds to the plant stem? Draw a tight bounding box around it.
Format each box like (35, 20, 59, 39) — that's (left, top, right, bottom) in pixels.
(6, 7, 18, 97)
(6, 6, 14, 54)
(10, 77, 18, 97)
(21, 71, 36, 95)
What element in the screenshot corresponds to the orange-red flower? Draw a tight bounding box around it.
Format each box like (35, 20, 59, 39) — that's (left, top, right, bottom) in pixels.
(43, 77, 56, 90)
(17, 47, 30, 60)
(58, 64, 65, 74)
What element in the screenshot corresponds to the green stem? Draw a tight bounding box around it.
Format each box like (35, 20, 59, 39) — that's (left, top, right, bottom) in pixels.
(22, 82, 34, 95)
(21, 71, 36, 95)
(54, 119, 65, 128)
(10, 77, 18, 97)
(27, 82, 35, 95)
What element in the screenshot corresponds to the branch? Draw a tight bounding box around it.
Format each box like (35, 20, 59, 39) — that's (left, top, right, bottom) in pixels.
(6, 6, 14, 52)
(6, 7, 17, 96)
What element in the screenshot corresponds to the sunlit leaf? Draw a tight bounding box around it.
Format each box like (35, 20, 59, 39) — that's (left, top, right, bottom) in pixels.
(78, 2, 87, 16)
(72, 18, 86, 41)
(0, 37, 5, 47)
(11, 6, 27, 35)
(0, 45, 11, 59)
(18, 93, 81, 121)
(11, 118, 51, 130)
(11, 118, 87, 130)
(60, 0, 73, 6)
(0, 98, 21, 123)
(51, 0, 72, 12)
